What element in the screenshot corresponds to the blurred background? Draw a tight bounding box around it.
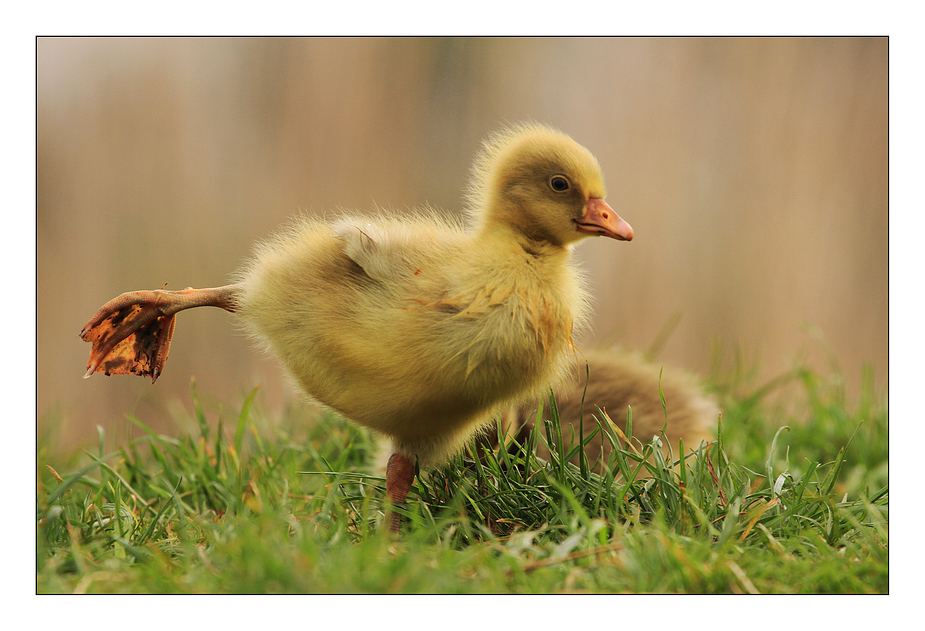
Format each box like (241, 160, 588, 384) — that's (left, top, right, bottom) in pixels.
(37, 37, 887, 448)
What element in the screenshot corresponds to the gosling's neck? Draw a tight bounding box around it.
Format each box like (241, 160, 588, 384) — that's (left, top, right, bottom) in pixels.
(472, 212, 573, 263)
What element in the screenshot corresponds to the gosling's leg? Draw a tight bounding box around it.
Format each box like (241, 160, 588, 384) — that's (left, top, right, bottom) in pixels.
(80, 284, 241, 383)
(385, 452, 415, 534)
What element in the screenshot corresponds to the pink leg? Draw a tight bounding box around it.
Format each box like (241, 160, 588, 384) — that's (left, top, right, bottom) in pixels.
(385, 453, 415, 534)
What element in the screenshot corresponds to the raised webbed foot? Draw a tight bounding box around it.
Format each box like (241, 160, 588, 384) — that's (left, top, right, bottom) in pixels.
(80, 285, 239, 383)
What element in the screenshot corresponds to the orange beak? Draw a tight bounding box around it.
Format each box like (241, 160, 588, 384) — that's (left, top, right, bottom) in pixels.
(575, 198, 634, 241)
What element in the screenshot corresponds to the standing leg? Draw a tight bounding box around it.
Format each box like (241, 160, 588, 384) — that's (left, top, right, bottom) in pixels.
(385, 452, 415, 534)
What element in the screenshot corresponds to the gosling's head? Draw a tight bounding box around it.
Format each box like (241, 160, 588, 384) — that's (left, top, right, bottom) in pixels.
(467, 123, 633, 247)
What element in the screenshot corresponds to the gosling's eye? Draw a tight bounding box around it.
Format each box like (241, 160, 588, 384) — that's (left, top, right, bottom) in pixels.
(549, 176, 570, 192)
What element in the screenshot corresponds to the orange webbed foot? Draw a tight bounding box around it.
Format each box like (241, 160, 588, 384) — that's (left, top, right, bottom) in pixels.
(80, 285, 239, 383)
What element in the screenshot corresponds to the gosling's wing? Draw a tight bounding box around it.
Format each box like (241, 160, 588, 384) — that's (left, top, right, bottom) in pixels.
(333, 221, 393, 281)
(332, 218, 449, 284)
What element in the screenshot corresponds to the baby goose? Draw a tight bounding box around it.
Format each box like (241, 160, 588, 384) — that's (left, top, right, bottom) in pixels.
(80, 123, 633, 532)
(503, 350, 718, 472)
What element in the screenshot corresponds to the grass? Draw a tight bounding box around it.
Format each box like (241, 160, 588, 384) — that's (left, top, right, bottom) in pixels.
(36, 360, 887, 595)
